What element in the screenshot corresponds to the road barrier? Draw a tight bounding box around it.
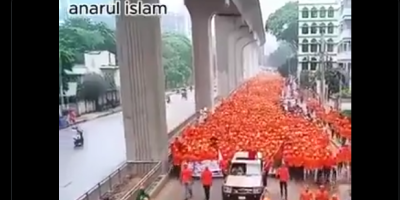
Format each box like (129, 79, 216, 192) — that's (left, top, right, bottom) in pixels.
(76, 95, 222, 200)
(76, 112, 199, 200)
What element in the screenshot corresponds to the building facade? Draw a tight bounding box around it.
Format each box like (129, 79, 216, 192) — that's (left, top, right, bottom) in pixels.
(337, 0, 351, 90)
(161, 12, 191, 37)
(297, 0, 340, 78)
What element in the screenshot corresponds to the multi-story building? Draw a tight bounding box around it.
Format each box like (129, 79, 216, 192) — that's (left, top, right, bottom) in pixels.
(161, 12, 188, 35)
(337, 0, 351, 90)
(297, 0, 340, 78)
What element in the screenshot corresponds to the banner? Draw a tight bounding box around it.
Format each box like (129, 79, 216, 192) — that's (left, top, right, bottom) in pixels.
(187, 160, 223, 177)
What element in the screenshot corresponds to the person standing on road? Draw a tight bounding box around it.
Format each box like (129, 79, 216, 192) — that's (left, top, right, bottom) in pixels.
(181, 164, 193, 200)
(315, 185, 329, 200)
(277, 163, 290, 200)
(299, 185, 313, 200)
(201, 166, 213, 200)
(263, 161, 271, 186)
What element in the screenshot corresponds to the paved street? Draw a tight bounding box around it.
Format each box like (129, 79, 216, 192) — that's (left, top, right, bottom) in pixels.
(59, 92, 196, 200)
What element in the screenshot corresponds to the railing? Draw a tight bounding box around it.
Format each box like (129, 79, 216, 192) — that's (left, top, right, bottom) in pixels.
(76, 112, 199, 200)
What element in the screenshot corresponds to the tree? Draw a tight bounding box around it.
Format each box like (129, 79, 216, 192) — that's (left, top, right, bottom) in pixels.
(59, 17, 116, 94)
(265, 2, 299, 45)
(59, 39, 75, 94)
(267, 42, 297, 77)
(162, 33, 193, 89)
(77, 73, 107, 111)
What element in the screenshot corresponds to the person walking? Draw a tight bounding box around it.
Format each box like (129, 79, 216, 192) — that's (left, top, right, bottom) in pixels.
(299, 185, 313, 200)
(181, 164, 193, 200)
(201, 167, 213, 200)
(315, 185, 329, 200)
(276, 163, 290, 200)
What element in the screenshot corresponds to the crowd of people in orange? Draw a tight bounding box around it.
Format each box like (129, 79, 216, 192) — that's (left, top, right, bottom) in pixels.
(170, 74, 351, 178)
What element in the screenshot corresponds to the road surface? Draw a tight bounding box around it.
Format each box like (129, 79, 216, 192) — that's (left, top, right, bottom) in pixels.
(59, 92, 197, 200)
(153, 178, 304, 200)
(154, 178, 351, 200)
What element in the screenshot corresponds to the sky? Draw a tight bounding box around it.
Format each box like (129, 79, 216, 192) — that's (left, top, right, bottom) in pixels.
(159, 0, 294, 55)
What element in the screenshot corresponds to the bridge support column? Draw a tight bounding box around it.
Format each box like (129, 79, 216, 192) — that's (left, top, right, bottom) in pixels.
(215, 14, 241, 98)
(228, 26, 250, 91)
(234, 33, 255, 86)
(187, 8, 214, 111)
(116, 0, 168, 168)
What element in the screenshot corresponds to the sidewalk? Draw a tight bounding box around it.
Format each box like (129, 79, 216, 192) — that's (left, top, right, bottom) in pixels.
(60, 107, 122, 130)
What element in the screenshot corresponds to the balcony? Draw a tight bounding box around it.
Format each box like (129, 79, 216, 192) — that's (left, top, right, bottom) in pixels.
(340, 7, 351, 20)
(337, 51, 351, 61)
(338, 29, 351, 41)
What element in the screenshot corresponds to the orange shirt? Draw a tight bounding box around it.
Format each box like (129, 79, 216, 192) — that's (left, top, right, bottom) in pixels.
(300, 190, 313, 200)
(181, 168, 193, 183)
(315, 190, 329, 200)
(201, 169, 213, 186)
(277, 166, 290, 182)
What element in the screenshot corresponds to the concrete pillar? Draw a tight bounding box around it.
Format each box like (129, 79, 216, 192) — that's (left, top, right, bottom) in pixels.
(242, 44, 252, 80)
(251, 43, 259, 76)
(214, 15, 241, 97)
(116, 0, 168, 164)
(187, 8, 214, 111)
(234, 35, 254, 86)
(228, 26, 250, 91)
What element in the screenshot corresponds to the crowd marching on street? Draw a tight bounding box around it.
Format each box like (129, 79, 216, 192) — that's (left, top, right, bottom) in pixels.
(167, 73, 351, 200)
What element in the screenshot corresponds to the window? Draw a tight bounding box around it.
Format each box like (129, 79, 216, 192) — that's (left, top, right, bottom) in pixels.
(338, 63, 344, 69)
(327, 39, 334, 52)
(311, 23, 317, 34)
(326, 57, 333, 69)
(302, 39, 309, 52)
(302, 57, 308, 70)
(302, 7, 309, 18)
(311, 7, 318, 18)
(348, 41, 351, 50)
(301, 24, 309, 34)
(348, 63, 351, 73)
(311, 39, 318, 52)
(320, 7, 326, 18)
(320, 23, 326, 34)
(328, 7, 334, 18)
(327, 23, 334, 34)
(310, 57, 317, 71)
(343, 43, 348, 51)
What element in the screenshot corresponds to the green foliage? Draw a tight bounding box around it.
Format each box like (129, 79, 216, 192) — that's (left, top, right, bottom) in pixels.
(59, 17, 192, 97)
(341, 110, 351, 118)
(276, 57, 298, 78)
(266, 2, 299, 45)
(59, 17, 116, 94)
(162, 32, 193, 89)
(77, 73, 107, 109)
(299, 70, 316, 89)
(325, 69, 347, 96)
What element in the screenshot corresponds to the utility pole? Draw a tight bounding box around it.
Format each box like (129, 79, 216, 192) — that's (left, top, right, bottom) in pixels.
(319, 31, 326, 105)
(59, 52, 65, 110)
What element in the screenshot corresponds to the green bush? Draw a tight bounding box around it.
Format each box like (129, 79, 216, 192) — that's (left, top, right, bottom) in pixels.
(341, 109, 351, 118)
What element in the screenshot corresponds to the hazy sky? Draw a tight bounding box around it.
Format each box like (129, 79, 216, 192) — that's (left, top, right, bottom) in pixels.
(160, 0, 294, 54)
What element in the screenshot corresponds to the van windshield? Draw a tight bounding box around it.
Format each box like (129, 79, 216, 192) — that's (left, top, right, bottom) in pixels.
(229, 163, 261, 176)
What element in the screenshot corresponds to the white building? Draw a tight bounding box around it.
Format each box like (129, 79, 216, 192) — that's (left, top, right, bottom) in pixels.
(337, 0, 351, 90)
(297, 0, 340, 78)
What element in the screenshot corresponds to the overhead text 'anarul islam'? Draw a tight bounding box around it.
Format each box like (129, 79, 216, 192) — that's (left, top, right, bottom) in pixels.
(68, 0, 168, 16)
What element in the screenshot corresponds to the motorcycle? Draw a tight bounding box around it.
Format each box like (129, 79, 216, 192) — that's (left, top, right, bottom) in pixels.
(181, 88, 187, 100)
(166, 95, 171, 104)
(72, 127, 84, 147)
